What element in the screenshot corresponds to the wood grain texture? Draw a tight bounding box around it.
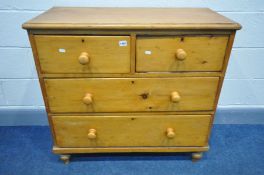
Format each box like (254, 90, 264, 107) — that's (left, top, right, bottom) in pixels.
(28, 33, 58, 145)
(130, 33, 136, 73)
(136, 35, 228, 72)
(22, 7, 241, 30)
(44, 77, 219, 113)
(23, 8, 240, 157)
(52, 115, 211, 147)
(34, 35, 131, 73)
(50, 111, 215, 115)
(40, 72, 222, 78)
(29, 29, 234, 35)
(206, 32, 236, 144)
(53, 145, 209, 154)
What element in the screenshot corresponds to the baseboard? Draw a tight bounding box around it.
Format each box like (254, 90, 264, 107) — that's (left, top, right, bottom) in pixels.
(0, 106, 263, 126)
(214, 106, 264, 124)
(0, 107, 48, 126)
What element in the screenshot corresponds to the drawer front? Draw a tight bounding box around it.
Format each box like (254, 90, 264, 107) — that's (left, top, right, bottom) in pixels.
(45, 77, 219, 113)
(52, 115, 211, 147)
(34, 35, 131, 73)
(136, 36, 228, 72)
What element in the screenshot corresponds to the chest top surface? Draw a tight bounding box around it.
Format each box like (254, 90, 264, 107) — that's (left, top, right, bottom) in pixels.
(22, 7, 241, 30)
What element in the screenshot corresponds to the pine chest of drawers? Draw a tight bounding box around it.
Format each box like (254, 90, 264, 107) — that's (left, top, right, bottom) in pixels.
(23, 7, 241, 163)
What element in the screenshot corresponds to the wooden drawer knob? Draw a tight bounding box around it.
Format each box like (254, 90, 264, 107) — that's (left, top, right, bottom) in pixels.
(78, 52, 89, 65)
(166, 128, 175, 138)
(87, 129, 96, 139)
(176, 49, 187, 60)
(83, 93, 93, 105)
(171, 91, 181, 103)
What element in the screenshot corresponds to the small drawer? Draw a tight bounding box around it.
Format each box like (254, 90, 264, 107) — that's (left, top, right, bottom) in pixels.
(34, 35, 131, 73)
(45, 77, 219, 113)
(136, 35, 228, 72)
(52, 115, 211, 147)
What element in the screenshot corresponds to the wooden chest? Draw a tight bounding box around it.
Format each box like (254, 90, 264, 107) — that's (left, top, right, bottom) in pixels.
(23, 7, 241, 163)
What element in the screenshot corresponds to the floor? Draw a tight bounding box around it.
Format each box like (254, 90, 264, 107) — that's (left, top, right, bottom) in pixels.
(0, 125, 264, 175)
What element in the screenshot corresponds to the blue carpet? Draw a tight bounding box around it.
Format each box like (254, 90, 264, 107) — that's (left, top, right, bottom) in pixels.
(0, 125, 264, 175)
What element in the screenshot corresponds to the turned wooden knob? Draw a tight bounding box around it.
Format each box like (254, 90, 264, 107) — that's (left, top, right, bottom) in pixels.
(176, 49, 187, 60)
(166, 128, 175, 138)
(87, 129, 96, 139)
(83, 93, 93, 105)
(171, 91, 181, 103)
(78, 52, 89, 65)
(192, 152, 203, 161)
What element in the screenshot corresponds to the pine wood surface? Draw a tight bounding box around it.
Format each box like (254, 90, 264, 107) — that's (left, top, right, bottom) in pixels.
(34, 35, 131, 73)
(22, 8, 241, 159)
(23, 7, 241, 30)
(52, 115, 211, 147)
(53, 145, 209, 154)
(136, 35, 228, 72)
(44, 77, 219, 113)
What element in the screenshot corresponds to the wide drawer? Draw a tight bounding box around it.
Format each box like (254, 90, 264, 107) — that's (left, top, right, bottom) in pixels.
(34, 35, 131, 73)
(136, 35, 228, 72)
(52, 115, 211, 147)
(45, 77, 219, 113)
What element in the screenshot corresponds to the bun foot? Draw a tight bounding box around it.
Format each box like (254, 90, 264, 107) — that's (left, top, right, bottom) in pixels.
(191, 152, 203, 162)
(60, 154, 71, 164)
